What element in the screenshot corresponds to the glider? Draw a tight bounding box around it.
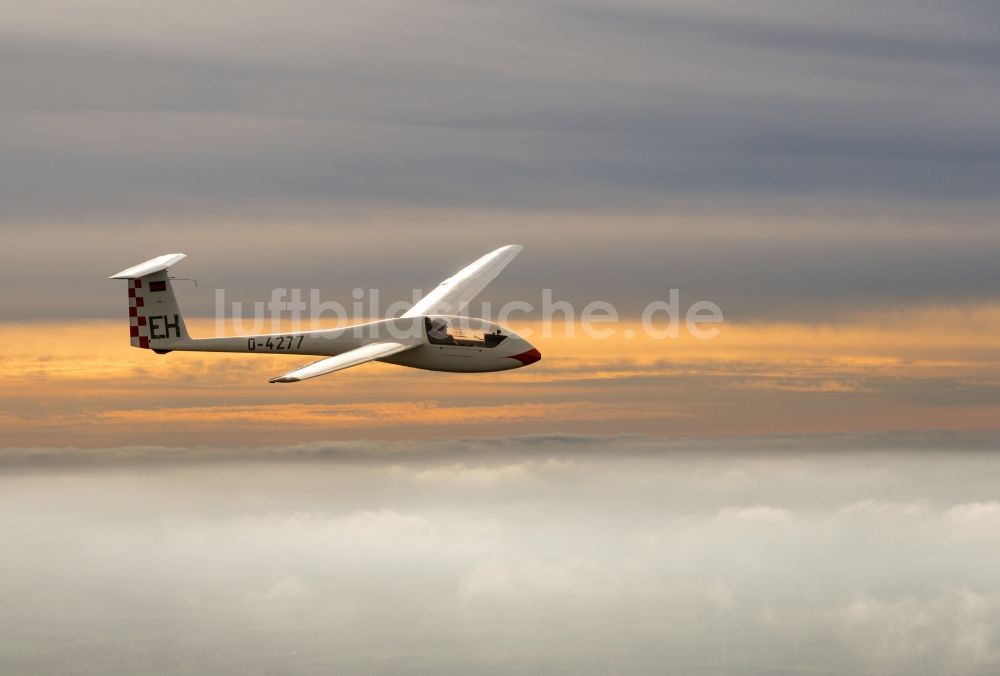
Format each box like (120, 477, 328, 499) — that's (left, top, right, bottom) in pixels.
(109, 245, 540, 382)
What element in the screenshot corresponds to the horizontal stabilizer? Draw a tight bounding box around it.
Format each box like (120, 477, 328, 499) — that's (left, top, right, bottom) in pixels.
(110, 253, 187, 279)
(269, 341, 418, 383)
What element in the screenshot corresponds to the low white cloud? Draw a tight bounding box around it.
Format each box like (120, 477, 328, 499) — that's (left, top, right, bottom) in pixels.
(717, 504, 795, 523)
(325, 509, 434, 535)
(838, 498, 931, 520)
(836, 588, 1000, 672)
(458, 558, 616, 606)
(3, 439, 1000, 674)
(249, 576, 310, 603)
(412, 458, 575, 487)
(945, 501, 1000, 526)
(704, 579, 736, 612)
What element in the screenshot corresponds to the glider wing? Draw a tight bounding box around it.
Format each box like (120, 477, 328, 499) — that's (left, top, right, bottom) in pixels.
(269, 340, 418, 383)
(403, 245, 523, 317)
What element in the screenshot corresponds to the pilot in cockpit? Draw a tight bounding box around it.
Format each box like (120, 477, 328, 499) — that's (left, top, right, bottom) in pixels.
(427, 318, 457, 345)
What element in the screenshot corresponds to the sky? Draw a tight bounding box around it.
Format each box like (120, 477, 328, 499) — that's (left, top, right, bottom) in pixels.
(2, 1, 1000, 674)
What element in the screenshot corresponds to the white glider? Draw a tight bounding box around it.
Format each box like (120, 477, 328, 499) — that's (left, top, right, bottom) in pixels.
(109, 245, 540, 382)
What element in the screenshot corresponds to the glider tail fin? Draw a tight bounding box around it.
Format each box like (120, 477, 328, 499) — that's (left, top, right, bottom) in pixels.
(109, 254, 190, 351)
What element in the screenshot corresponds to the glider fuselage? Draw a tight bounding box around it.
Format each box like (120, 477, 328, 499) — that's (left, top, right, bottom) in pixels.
(160, 315, 538, 373)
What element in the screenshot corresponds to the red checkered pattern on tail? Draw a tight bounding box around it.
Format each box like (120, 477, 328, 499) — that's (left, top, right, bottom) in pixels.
(127, 279, 150, 349)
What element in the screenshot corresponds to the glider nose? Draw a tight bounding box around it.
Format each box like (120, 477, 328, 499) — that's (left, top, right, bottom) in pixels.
(510, 346, 542, 366)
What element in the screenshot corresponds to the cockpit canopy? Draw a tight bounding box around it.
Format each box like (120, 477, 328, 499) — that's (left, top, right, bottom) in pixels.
(425, 316, 508, 348)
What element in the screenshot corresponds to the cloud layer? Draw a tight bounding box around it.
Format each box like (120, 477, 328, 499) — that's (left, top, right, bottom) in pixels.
(4, 0, 1000, 219)
(3, 437, 1000, 674)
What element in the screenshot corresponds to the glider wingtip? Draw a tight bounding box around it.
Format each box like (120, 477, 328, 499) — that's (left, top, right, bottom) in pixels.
(269, 376, 300, 384)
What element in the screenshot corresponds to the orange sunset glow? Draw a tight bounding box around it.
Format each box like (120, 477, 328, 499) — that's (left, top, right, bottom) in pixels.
(4, 307, 998, 447)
